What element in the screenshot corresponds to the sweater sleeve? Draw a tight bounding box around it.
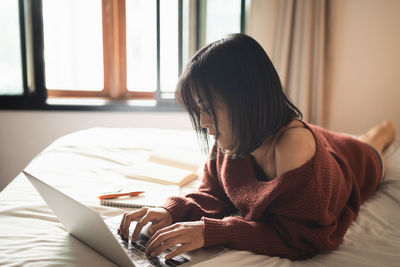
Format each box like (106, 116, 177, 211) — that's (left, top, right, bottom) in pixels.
(162, 145, 237, 222)
(201, 215, 320, 260)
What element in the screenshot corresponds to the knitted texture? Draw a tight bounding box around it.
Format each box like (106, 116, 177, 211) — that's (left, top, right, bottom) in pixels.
(163, 122, 382, 260)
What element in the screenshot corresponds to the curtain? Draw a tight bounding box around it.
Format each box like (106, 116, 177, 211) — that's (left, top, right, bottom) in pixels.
(271, 0, 327, 125)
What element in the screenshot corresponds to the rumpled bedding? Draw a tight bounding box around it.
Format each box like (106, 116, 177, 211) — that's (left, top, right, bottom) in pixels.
(0, 127, 399, 267)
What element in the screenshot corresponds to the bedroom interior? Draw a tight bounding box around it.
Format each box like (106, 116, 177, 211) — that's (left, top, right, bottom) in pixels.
(1, 0, 400, 191)
(0, 0, 399, 266)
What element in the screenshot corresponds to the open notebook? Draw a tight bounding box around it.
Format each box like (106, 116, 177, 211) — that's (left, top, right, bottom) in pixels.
(125, 148, 205, 186)
(101, 173, 201, 209)
(99, 180, 183, 208)
(101, 148, 205, 208)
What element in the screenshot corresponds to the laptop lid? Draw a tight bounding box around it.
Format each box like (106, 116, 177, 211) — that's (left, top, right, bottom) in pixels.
(23, 170, 136, 267)
(23, 170, 226, 266)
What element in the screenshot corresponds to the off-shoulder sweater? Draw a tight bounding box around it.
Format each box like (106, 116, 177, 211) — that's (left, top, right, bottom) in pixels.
(162, 122, 382, 260)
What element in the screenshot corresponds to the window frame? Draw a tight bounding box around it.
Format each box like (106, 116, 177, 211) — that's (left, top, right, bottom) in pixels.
(0, 0, 47, 109)
(0, 0, 246, 111)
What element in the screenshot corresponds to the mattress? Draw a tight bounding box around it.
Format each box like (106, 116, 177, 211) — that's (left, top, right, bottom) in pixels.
(0, 127, 399, 267)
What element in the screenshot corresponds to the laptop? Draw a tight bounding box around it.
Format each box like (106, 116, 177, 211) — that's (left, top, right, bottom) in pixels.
(23, 170, 226, 267)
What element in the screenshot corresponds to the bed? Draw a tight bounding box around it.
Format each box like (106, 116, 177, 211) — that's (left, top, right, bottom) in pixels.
(0, 127, 399, 267)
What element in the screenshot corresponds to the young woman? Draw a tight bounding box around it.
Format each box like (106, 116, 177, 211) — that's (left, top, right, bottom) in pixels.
(119, 33, 395, 260)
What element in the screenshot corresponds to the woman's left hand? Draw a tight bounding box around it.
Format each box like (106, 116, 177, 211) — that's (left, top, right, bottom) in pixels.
(145, 221, 205, 259)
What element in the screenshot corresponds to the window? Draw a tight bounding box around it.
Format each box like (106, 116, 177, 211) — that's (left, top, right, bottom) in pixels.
(198, 0, 243, 46)
(0, 0, 24, 95)
(126, 0, 157, 93)
(42, 0, 104, 91)
(0, 0, 246, 110)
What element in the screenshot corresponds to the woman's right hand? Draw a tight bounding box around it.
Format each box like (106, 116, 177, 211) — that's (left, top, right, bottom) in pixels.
(118, 207, 173, 243)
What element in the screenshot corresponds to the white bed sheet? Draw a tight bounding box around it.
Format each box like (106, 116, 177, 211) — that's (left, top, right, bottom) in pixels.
(0, 127, 399, 267)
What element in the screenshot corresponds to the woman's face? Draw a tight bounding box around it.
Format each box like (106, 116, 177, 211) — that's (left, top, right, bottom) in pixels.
(198, 97, 233, 152)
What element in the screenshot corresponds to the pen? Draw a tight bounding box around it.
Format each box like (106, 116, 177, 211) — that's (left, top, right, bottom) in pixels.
(97, 191, 144, 200)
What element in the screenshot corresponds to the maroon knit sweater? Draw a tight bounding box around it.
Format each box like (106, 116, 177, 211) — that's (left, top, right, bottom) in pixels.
(162, 122, 382, 260)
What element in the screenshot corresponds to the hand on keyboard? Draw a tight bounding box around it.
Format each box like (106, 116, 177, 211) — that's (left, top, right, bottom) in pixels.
(118, 207, 173, 242)
(145, 221, 205, 260)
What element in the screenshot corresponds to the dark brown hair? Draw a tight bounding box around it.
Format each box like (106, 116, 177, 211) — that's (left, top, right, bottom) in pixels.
(176, 33, 302, 155)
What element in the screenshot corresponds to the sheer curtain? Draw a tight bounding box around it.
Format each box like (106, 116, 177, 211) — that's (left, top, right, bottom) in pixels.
(271, 0, 327, 125)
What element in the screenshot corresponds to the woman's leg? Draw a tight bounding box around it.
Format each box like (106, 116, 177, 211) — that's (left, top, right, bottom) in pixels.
(357, 120, 396, 178)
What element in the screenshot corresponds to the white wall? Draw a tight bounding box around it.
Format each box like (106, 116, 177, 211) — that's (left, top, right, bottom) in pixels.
(325, 0, 400, 134)
(0, 111, 192, 191)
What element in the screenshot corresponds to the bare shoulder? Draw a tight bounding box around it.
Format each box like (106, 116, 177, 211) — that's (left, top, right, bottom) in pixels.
(274, 127, 316, 177)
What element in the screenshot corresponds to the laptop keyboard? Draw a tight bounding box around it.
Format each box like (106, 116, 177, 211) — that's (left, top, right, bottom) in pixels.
(106, 218, 189, 267)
